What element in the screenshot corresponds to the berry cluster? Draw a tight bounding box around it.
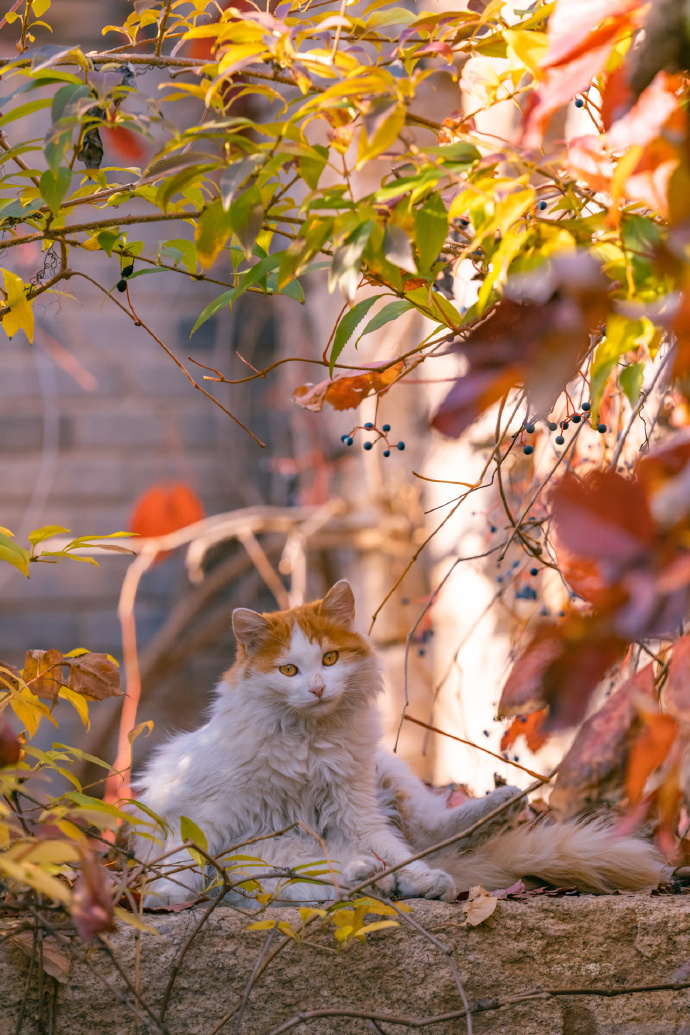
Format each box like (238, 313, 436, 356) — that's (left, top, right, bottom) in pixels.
(341, 422, 405, 455)
(521, 400, 607, 455)
(116, 261, 135, 293)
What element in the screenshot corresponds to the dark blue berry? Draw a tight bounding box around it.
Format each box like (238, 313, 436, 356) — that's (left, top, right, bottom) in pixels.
(537, 200, 547, 210)
(555, 435, 565, 445)
(363, 441, 373, 450)
(514, 755, 519, 762)
(520, 716, 527, 723)
(575, 97, 584, 108)
(346, 437, 354, 446)
(116, 279, 127, 292)
(460, 218, 469, 226)
(396, 441, 405, 451)
(382, 424, 391, 432)
(512, 560, 519, 568)
(483, 730, 490, 738)
(516, 585, 537, 600)
(548, 422, 557, 431)
(523, 444, 534, 455)
(597, 423, 607, 433)
(571, 414, 581, 423)
(582, 401, 591, 411)
(490, 525, 496, 533)
(122, 263, 134, 278)
(497, 576, 503, 583)
(418, 649, 425, 657)
(383, 449, 391, 457)
(341, 434, 349, 443)
(530, 568, 539, 576)
(525, 423, 535, 434)
(561, 420, 569, 430)
(364, 422, 374, 430)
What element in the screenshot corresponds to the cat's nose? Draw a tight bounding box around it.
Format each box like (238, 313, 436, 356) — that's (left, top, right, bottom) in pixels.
(309, 680, 325, 698)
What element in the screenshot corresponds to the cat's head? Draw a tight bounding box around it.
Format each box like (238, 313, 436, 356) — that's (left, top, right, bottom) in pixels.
(230, 581, 379, 715)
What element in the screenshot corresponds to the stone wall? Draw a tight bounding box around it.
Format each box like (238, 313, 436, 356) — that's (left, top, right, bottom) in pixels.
(2, 896, 690, 1034)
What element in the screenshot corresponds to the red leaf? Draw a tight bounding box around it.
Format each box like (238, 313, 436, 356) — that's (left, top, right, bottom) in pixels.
(101, 126, 148, 162)
(662, 635, 690, 725)
(543, 0, 640, 70)
(551, 469, 654, 565)
(626, 710, 678, 804)
(129, 483, 205, 539)
(499, 617, 626, 730)
(72, 851, 116, 942)
(606, 72, 681, 151)
(550, 663, 656, 817)
(0, 721, 21, 767)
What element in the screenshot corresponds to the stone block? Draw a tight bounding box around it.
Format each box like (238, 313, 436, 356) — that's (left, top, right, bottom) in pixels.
(2, 897, 690, 1034)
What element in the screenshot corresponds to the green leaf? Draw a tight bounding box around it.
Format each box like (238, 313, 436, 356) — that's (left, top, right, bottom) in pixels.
(219, 154, 264, 210)
(95, 230, 122, 257)
(620, 362, 644, 406)
(231, 185, 264, 260)
(329, 221, 374, 302)
(195, 199, 234, 269)
(355, 299, 413, 345)
(299, 144, 328, 191)
(180, 815, 208, 852)
(39, 166, 71, 216)
(590, 315, 644, 416)
(414, 193, 448, 272)
(0, 532, 29, 577)
(383, 224, 416, 274)
(190, 289, 234, 336)
(28, 524, 70, 547)
(0, 98, 52, 129)
(329, 294, 381, 376)
(422, 141, 481, 167)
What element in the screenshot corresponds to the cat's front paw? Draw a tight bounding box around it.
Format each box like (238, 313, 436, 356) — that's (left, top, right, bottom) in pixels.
(345, 857, 396, 896)
(449, 784, 522, 849)
(396, 862, 456, 901)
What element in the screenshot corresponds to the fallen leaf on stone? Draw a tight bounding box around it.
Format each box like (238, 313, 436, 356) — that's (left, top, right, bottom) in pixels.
(460, 885, 498, 926)
(10, 931, 71, 983)
(491, 879, 525, 900)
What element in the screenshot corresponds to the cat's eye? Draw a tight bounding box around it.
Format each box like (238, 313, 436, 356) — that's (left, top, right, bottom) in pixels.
(322, 651, 339, 666)
(279, 663, 298, 677)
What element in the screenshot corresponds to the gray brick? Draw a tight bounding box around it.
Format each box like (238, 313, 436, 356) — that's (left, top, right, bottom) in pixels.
(9, 554, 129, 602)
(0, 611, 80, 662)
(0, 415, 73, 452)
(54, 458, 129, 499)
(74, 413, 165, 448)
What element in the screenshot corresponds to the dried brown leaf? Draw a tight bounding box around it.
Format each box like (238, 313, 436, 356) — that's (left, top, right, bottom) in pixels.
(23, 649, 64, 702)
(10, 931, 72, 983)
(65, 653, 124, 701)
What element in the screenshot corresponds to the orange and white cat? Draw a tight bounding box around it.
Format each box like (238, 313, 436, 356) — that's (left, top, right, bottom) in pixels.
(134, 581, 667, 905)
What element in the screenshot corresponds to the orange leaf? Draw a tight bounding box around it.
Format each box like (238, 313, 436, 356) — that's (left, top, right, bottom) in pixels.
(101, 126, 148, 162)
(129, 483, 205, 539)
(293, 363, 405, 413)
(500, 709, 547, 753)
(626, 710, 678, 804)
(662, 635, 690, 725)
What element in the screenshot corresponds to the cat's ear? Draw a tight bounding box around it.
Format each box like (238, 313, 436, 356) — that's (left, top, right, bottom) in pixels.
(320, 580, 355, 626)
(232, 608, 270, 653)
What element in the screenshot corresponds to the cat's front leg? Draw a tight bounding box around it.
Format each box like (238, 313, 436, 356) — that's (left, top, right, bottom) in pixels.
(344, 819, 457, 901)
(442, 785, 522, 850)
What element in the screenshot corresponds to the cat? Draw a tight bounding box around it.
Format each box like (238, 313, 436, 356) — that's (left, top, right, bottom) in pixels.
(132, 580, 668, 906)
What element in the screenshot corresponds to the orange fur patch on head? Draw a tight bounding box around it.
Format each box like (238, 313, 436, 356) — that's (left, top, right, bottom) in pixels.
(231, 592, 372, 676)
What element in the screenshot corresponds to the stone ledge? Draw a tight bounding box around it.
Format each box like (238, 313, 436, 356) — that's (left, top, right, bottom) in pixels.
(3, 895, 690, 1034)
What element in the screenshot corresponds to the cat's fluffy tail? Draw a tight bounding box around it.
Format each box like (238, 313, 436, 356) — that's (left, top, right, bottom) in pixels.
(436, 821, 671, 893)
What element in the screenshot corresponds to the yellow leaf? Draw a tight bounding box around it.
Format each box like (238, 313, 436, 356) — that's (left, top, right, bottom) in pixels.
(32, 0, 52, 18)
(246, 919, 278, 931)
(58, 687, 90, 729)
(10, 689, 58, 738)
(356, 100, 406, 169)
(1, 269, 34, 343)
(277, 921, 297, 939)
(0, 859, 71, 903)
(128, 719, 154, 745)
(504, 29, 548, 76)
(359, 920, 399, 935)
(113, 907, 161, 935)
(334, 925, 353, 941)
(299, 906, 326, 924)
